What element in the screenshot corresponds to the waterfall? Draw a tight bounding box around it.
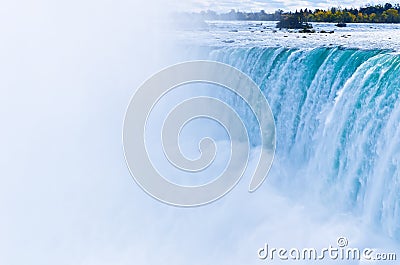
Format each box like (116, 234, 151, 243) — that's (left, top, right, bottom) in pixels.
(209, 47, 400, 240)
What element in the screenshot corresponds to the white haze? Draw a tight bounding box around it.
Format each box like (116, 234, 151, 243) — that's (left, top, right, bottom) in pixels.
(0, 1, 398, 265)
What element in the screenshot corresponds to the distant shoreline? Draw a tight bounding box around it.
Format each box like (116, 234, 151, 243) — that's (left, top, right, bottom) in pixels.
(177, 3, 400, 24)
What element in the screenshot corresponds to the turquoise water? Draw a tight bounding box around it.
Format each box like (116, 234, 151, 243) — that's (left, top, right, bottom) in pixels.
(208, 47, 400, 241)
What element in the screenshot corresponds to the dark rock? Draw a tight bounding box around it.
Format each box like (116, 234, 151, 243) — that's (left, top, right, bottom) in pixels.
(299, 29, 315, 33)
(277, 15, 313, 29)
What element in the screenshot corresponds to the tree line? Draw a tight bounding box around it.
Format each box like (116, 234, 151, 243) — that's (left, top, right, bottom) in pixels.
(304, 3, 400, 23)
(189, 3, 400, 23)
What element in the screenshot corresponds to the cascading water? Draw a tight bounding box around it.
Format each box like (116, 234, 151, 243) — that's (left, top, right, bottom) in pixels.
(209, 47, 400, 241)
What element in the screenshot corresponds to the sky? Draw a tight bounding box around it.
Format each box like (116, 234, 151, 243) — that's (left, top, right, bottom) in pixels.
(172, 0, 399, 13)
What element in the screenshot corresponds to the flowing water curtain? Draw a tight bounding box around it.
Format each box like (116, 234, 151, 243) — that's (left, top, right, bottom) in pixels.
(210, 47, 400, 240)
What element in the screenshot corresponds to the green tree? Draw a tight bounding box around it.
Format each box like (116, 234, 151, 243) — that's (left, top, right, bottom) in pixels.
(383, 9, 399, 22)
(369, 13, 377, 22)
